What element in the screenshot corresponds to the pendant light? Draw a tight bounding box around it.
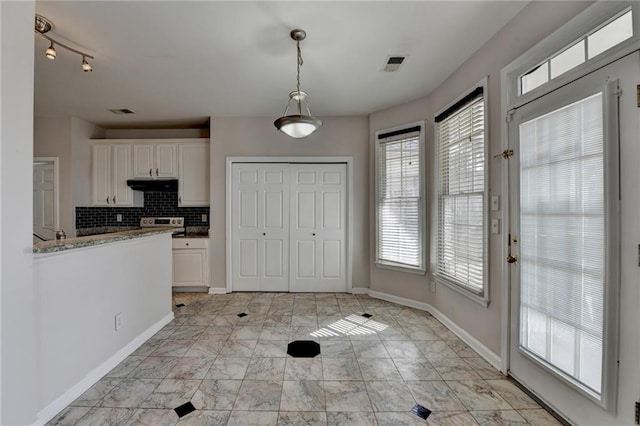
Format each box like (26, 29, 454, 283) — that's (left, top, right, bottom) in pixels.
(274, 29, 322, 138)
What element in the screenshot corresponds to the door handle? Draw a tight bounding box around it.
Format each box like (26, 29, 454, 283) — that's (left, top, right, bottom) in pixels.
(312, 233, 316, 236)
(506, 255, 518, 264)
(263, 233, 266, 236)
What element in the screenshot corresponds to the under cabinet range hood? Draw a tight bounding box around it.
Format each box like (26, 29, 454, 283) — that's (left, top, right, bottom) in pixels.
(126, 179, 178, 191)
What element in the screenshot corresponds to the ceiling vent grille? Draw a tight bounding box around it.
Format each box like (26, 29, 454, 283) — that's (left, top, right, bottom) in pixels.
(382, 55, 407, 72)
(109, 108, 135, 115)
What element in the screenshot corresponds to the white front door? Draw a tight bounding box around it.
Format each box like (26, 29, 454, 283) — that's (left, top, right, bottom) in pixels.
(33, 161, 58, 240)
(231, 163, 290, 292)
(508, 53, 639, 424)
(290, 164, 347, 292)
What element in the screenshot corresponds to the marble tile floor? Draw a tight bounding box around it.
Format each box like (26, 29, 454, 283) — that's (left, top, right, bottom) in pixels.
(48, 292, 561, 426)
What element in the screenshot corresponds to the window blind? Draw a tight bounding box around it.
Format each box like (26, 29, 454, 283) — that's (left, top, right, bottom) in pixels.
(376, 127, 423, 270)
(518, 92, 604, 394)
(436, 93, 486, 295)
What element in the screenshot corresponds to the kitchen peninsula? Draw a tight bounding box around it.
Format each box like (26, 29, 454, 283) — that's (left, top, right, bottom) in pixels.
(32, 228, 174, 422)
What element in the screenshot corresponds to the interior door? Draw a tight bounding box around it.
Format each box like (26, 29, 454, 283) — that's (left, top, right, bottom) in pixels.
(507, 53, 639, 424)
(33, 162, 57, 240)
(289, 164, 347, 292)
(231, 163, 289, 292)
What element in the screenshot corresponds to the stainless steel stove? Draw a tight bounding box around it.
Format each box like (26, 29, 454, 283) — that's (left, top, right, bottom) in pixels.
(140, 217, 185, 235)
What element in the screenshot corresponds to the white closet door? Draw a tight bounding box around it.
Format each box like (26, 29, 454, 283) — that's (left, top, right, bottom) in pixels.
(231, 163, 289, 292)
(290, 164, 346, 292)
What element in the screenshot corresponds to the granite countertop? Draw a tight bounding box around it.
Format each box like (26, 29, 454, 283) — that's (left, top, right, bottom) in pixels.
(33, 227, 180, 254)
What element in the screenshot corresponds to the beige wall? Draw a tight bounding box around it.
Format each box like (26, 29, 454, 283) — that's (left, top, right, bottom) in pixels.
(34, 117, 73, 235)
(209, 116, 370, 290)
(368, 1, 592, 356)
(34, 117, 105, 235)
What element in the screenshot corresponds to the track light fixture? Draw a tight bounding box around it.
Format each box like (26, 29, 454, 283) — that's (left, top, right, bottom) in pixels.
(35, 14, 94, 73)
(274, 29, 322, 138)
(45, 41, 56, 60)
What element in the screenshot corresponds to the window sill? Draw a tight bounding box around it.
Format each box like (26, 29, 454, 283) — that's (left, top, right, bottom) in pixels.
(433, 274, 490, 307)
(375, 261, 426, 276)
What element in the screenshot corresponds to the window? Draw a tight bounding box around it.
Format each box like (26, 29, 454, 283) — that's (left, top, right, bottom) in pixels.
(435, 85, 487, 300)
(375, 123, 425, 273)
(519, 8, 633, 95)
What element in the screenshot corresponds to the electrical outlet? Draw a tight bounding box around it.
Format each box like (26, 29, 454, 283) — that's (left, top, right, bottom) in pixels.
(116, 214, 122, 222)
(114, 313, 123, 331)
(201, 214, 208, 222)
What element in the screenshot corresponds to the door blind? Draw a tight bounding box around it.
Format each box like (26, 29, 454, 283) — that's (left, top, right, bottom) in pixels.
(436, 94, 486, 294)
(518, 92, 604, 394)
(376, 129, 423, 270)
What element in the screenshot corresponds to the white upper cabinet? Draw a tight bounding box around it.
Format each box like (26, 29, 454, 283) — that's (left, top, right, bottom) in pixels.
(132, 143, 178, 178)
(178, 143, 210, 206)
(92, 144, 134, 206)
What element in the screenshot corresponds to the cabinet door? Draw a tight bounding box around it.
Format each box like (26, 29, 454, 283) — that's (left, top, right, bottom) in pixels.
(178, 143, 210, 206)
(92, 145, 111, 206)
(173, 248, 207, 286)
(112, 145, 133, 206)
(132, 144, 154, 178)
(156, 144, 178, 178)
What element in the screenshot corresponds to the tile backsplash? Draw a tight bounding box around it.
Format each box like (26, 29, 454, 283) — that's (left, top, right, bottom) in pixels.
(76, 190, 209, 231)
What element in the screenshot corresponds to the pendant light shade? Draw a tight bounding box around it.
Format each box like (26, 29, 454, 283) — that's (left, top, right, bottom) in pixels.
(45, 41, 57, 60)
(274, 29, 322, 138)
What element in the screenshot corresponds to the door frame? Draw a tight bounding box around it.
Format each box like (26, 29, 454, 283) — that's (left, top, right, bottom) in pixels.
(226, 156, 354, 293)
(500, 1, 640, 376)
(33, 156, 60, 239)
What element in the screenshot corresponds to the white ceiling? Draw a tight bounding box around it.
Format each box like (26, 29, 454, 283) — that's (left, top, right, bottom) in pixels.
(34, 1, 528, 128)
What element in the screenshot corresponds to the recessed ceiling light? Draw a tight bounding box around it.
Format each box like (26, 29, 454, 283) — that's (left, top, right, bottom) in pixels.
(109, 108, 135, 115)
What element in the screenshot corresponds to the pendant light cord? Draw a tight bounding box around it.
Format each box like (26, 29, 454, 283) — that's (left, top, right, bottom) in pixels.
(297, 39, 303, 115)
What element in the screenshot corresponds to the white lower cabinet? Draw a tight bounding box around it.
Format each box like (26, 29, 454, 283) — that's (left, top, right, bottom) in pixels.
(172, 238, 209, 288)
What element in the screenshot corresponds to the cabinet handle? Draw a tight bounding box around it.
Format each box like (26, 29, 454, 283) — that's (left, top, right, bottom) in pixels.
(312, 233, 316, 236)
(113, 195, 116, 204)
(263, 233, 266, 236)
(186, 243, 189, 246)
(149, 168, 152, 176)
(178, 196, 181, 205)
(106, 196, 110, 205)
(156, 168, 159, 176)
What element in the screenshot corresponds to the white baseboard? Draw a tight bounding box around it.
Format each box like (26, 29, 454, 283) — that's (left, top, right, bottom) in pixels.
(208, 287, 228, 294)
(368, 289, 502, 371)
(35, 312, 175, 426)
(350, 287, 369, 295)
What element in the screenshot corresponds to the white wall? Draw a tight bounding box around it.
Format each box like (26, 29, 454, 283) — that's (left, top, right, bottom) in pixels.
(0, 1, 38, 424)
(34, 234, 173, 422)
(209, 116, 370, 291)
(368, 1, 593, 356)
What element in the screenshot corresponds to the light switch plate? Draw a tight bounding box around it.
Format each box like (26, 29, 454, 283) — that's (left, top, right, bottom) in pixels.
(491, 219, 500, 234)
(491, 195, 500, 211)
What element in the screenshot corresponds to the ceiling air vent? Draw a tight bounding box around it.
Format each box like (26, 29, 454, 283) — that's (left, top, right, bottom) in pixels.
(382, 55, 407, 72)
(109, 108, 135, 115)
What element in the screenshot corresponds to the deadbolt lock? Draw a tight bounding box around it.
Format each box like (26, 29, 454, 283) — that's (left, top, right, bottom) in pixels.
(506, 255, 518, 264)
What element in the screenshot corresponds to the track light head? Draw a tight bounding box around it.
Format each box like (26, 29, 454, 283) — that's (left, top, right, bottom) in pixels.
(82, 56, 92, 72)
(45, 42, 56, 60)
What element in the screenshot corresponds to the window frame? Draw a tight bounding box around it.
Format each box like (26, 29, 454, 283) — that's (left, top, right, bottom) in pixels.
(432, 78, 490, 306)
(374, 120, 427, 275)
(504, 1, 639, 110)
